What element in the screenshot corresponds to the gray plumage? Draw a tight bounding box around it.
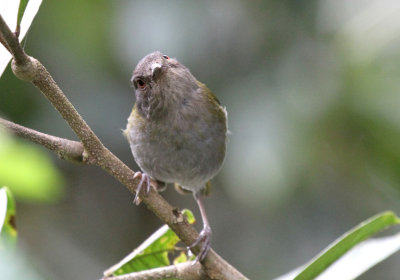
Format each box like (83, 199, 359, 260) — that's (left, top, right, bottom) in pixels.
(125, 51, 227, 192)
(124, 51, 228, 262)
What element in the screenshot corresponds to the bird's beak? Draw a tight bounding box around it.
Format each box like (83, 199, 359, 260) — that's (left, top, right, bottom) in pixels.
(151, 63, 162, 78)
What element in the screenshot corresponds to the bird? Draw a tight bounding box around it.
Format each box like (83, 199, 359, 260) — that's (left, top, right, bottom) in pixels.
(124, 51, 228, 262)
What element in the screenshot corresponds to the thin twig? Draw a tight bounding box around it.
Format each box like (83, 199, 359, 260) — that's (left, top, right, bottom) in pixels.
(0, 13, 248, 280)
(102, 262, 210, 280)
(0, 14, 28, 65)
(0, 118, 85, 163)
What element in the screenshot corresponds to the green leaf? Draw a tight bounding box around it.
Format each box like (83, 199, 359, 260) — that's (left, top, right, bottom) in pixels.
(0, 129, 64, 203)
(293, 211, 400, 280)
(173, 251, 188, 264)
(318, 233, 400, 279)
(104, 209, 195, 277)
(16, 0, 29, 33)
(0, 186, 17, 248)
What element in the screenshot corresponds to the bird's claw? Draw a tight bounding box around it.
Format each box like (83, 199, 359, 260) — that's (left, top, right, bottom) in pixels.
(189, 225, 212, 263)
(133, 172, 151, 205)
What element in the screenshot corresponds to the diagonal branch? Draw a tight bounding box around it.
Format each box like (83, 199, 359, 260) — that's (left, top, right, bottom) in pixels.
(0, 14, 248, 280)
(0, 118, 85, 163)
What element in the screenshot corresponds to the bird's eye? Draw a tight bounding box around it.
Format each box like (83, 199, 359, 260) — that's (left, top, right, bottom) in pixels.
(162, 55, 169, 59)
(136, 79, 146, 89)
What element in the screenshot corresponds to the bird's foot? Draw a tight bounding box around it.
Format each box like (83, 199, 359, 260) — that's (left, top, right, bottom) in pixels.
(133, 172, 151, 205)
(189, 224, 212, 263)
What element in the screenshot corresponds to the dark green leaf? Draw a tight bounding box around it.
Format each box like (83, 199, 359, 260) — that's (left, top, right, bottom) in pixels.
(294, 211, 400, 280)
(16, 0, 29, 35)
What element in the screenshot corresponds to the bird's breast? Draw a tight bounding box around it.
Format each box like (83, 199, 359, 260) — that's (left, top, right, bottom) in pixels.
(127, 105, 227, 189)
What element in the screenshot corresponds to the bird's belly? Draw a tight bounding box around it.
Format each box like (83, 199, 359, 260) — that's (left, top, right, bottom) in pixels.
(129, 127, 225, 190)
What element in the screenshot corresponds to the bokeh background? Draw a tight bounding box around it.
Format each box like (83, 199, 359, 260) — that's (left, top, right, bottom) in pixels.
(2, 0, 400, 279)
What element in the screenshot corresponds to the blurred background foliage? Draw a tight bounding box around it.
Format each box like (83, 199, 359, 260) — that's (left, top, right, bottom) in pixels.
(1, 0, 400, 279)
(0, 129, 64, 202)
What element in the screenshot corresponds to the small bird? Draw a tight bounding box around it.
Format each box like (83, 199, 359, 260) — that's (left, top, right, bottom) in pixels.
(124, 51, 228, 262)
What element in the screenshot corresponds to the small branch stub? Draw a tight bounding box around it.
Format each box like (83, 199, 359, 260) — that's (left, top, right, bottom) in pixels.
(11, 56, 37, 81)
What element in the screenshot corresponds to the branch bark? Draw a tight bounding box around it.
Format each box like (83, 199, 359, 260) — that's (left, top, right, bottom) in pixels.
(101, 262, 210, 280)
(0, 14, 29, 65)
(0, 118, 85, 163)
(0, 14, 248, 280)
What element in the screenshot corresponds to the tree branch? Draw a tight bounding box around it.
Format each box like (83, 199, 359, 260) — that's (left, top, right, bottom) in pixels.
(0, 14, 29, 65)
(0, 118, 85, 163)
(102, 262, 210, 280)
(0, 14, 248, 280)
